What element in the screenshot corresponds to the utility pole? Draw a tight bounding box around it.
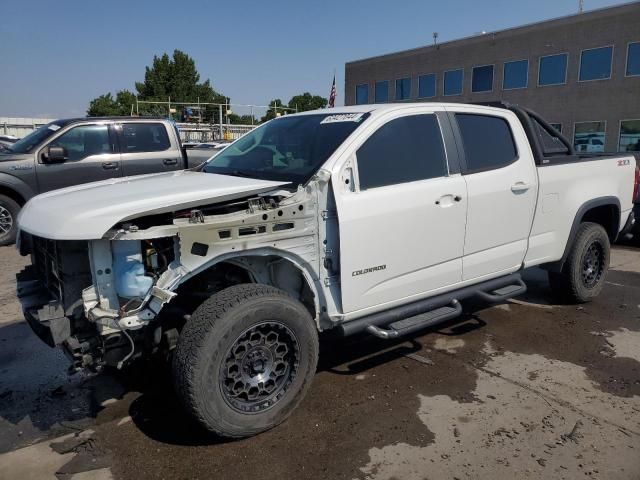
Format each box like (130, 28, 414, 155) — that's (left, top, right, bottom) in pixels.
(579, 0, 584, 13)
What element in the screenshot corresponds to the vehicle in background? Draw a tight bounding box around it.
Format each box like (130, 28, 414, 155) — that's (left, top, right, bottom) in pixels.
(16, 103, 636, 439)
(0, 135, 19, 151)
(575, 137, 605, 153)
(0, 117, 186, 245)
(186, 141, 231, 166)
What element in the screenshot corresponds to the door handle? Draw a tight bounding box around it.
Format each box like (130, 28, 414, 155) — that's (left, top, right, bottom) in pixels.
(435, 194, 463, 206)
(511, 182, 532, 193)
(102, 162, 119, 170)
(163, 158, 179, 166)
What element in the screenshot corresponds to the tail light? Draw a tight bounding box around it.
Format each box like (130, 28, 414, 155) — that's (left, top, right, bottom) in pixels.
(634, 166, 640, 203)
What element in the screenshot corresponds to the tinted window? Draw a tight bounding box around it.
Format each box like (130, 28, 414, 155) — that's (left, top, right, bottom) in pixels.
(573, 122, 606, 153)
(357, 115, 447, 190)
(539, 54, 568, 86)
(549, 123, 562, 133)
(375, 81, 389, 103)
(418, 74, 436, 98)
(456, 114, 517, 172)
(472, 65, 494, 92)
(204, 113, 369, 185)
(503, 60, 528, 89)
(122, 123, 170, 153)
(49, 125, 111, 161)
(444, 69, 463, 96)
(355, 84, 369, 105)
(627, 42, 640, 76)
(9, 120, 73, 154)
(395, 77, 411, 100)
(579, 46, 613, 81)
(619, 120, 640, 152)
(532, 119, 569, 156)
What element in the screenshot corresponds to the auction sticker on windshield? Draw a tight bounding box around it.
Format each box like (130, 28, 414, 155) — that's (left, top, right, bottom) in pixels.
(320, 113, 366, 124)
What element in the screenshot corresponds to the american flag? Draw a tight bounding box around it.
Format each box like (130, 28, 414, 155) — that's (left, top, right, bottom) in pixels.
(328, 75, 336, 108)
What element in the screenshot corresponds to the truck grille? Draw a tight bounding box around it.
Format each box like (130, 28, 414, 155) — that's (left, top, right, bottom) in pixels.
(31, 236, 92, 313)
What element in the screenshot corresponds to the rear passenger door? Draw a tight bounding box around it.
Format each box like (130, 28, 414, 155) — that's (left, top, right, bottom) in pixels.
(448, 108, 538, 281)
(336, 110, 468, 314)
(118, 122, 183, 176)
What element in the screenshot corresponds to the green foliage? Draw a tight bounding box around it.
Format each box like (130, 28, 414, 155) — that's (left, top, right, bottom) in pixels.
(260, 99, 286, 123)
(287, 92, 327, 112)
(87, 90, 137, 116)
(227, 113, 257, 125)
(87, 50, 226, 121)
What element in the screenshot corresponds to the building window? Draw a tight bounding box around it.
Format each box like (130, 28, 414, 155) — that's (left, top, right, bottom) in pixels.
(619, 120, 640, 152)
(355, 84, 369, 105)
(503, 60, 529, 90)
(375, 81, 389, 103)
(574, 121, 606, 153)
(472, 65, 494, 93)
(395, 77, 411, 100)
(455, 114, 517, 173)
(627, 42, 640, 76)
(444, 69, 463, 96)
(579, 46, 613, 81)
(538, 53, 568, 86)
(418, 74, 436, 98)
(549, 123, 562, 134)
(357, 115, 448, 190)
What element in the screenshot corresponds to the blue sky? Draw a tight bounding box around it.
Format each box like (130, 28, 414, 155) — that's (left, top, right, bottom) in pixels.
(0, 0, 631, 118)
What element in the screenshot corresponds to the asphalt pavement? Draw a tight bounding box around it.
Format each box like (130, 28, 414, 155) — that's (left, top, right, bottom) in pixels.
(0, 243, 639, 480)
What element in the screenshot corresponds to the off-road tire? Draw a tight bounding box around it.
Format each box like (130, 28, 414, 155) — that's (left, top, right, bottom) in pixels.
(0, 194, 20, 246)
(172, 284, 319, 438)
(548, 222, 610, 303)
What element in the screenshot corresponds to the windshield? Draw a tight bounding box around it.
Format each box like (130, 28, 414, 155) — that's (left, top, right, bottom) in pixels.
(7, 120, 72, 154)
(202, 112, 369, 184)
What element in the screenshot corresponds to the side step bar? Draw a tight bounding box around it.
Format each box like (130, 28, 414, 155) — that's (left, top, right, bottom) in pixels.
(338, 273, 527, 338)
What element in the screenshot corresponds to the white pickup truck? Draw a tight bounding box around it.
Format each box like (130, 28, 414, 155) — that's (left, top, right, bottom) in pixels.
(16, 103, 637, 438)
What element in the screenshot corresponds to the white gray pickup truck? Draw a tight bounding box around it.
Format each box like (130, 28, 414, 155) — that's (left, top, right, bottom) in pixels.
(16, 103, 637, 438)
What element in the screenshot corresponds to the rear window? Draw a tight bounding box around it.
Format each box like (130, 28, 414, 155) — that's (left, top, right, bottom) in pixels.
(122, 123, 170, 153)
(455, 114, 517, 172)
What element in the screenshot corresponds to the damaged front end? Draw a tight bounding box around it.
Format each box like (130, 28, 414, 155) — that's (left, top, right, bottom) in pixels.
(16, 181, 324, 372)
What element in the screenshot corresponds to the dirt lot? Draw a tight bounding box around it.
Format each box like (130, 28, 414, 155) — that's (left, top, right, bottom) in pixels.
(0, 244, 639, 480)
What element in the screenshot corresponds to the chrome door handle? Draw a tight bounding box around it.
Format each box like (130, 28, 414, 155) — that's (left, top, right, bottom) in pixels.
(511, 182, 532, 193)
(163, 158, 178, 166)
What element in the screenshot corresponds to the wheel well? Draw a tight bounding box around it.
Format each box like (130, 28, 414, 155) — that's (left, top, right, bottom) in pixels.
(173, 256, 317, 320)
(0, 186, 25, 206)
(580, 204, 619, 241)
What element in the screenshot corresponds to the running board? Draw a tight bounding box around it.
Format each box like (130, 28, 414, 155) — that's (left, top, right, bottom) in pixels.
(337, 273, 527, 338)
(366, 300, 462, 339)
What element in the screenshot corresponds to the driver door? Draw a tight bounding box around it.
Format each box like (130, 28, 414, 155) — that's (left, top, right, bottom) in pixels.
(35, 123, 121, 192)
(334, 110, 467, 314)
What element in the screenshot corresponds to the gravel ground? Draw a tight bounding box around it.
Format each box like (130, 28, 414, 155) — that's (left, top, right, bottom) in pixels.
(0, 244, 638, 479)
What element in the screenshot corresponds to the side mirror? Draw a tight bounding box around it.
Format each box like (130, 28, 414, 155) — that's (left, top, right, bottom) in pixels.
(42, 146, 67, 163)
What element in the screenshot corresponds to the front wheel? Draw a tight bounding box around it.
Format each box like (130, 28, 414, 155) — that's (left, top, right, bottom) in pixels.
(549, 222, 610, 303)
(172, 284, 319, 438)
(0, 194, 20, 246)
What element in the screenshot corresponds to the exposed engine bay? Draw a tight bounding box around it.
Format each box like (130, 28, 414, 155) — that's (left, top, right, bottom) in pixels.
(16, 175, 338, 371)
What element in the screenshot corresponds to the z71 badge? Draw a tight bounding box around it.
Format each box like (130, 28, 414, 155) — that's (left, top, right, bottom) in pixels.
(352, 265, 387, 277)
(617, 159, 631, 166)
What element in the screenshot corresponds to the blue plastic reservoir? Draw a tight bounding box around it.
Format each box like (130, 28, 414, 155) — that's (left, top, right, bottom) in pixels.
(112, 241, 154, 299)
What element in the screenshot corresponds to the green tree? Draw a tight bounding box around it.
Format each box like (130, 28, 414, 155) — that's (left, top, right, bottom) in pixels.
(228, 113, 257, 125)
(287, 92, 327, 112)
(260, 99, 286, 123)
(87, 90, 137, 116)
(87, 50, 227, 121)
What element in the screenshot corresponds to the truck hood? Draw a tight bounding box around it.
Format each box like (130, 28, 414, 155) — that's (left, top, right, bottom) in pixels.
(18, 170, 288, 240)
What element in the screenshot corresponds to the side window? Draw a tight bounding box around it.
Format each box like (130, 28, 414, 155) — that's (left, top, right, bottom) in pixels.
(455, 114, 517, 172)
(532, 118, 569, 156)
(122, 123, 170, 153)
(357, 115, 448, 190)
(49, 125, 110, 161)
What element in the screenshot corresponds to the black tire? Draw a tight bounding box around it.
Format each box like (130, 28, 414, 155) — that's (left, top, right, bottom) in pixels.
(548, 222, 610, 303)
(0, 194, 20, 246)
(172, 284, 319, 438)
